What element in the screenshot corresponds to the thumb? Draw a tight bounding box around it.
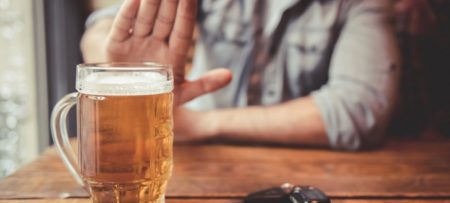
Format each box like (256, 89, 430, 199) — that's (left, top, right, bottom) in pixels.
(174, 68, 232, 105)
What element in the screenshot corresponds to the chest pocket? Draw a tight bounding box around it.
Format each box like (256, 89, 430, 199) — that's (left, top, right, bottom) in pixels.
(283, 28, 333, 96)
(199, 3, 252, 68)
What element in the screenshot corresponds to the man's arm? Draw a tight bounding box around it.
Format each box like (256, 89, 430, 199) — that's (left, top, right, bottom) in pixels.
(209, 97, 328, 146)
(175, 97, 328, 146)
(178, 0, 400, 150)
(80, 18, 113, 63)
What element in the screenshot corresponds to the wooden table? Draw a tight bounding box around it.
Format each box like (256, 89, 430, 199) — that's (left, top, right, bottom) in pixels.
(0, 137, 449, 203)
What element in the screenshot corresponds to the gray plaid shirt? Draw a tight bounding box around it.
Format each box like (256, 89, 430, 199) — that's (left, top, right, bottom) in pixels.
(87, 0, 400, 150)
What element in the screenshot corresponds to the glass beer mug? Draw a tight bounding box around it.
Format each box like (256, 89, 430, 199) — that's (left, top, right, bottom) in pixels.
(51, 63, 174, 203)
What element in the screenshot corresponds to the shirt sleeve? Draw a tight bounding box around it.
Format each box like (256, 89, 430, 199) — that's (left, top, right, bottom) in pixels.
(311, 0, 400, 150)
(85, 3, 121, 28)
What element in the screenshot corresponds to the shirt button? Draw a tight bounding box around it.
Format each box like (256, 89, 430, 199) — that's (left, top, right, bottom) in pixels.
(250, 74, 261, 85)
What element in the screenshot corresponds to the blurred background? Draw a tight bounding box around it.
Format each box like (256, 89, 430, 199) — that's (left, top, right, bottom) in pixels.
(0, 0, 448, 179)
(0, 0, 116, 178)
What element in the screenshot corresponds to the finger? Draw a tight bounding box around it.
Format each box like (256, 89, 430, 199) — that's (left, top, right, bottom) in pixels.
(110, 0, 140, 42)
(169, 0, 197, 56)
(133, 0, 161, 37)
(152, 0, 178, 40)
(175, 68, 232, 105)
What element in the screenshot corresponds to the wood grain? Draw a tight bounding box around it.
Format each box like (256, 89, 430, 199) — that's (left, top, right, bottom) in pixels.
(0, 139, 449, 200)
(1, 199, 450, 203)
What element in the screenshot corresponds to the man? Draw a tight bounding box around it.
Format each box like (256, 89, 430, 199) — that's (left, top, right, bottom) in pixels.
(81, 0, 400, 150)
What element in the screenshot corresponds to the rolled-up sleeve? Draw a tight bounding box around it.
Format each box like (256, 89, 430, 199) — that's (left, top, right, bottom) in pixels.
(311, 0, 400, 150)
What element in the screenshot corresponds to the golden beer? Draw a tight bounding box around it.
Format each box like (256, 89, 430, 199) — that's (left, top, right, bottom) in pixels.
(51, 63, 174, 203)
(78, 92, 173, 202)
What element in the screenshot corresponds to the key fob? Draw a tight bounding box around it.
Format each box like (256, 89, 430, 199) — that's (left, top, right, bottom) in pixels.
(244, 186, 291, 203)
(290, 186, 330, 203)
(245, 184, 330, 203)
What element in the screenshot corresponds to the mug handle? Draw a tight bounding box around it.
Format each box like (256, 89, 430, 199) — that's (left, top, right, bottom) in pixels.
(50, 92, 85, 186)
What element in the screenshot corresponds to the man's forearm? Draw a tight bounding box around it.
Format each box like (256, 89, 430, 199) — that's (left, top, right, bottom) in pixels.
(207, 96, 329, 146)
(80, 18, 114, 63)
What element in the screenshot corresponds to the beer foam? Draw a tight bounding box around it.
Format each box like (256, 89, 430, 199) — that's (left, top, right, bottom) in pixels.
(77, 72, 173, 96)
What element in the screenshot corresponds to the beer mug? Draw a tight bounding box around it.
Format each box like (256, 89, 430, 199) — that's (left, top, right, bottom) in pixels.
(51, 63, 174, 203)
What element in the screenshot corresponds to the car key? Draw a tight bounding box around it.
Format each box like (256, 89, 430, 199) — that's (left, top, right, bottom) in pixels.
(289, 185, 330, 203)
(244, 183, 293, 203)
(245, 183, 330, 203)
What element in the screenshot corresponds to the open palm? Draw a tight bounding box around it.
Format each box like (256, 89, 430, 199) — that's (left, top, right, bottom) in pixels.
(105, 0, 195, 84)
(104, 0, 231, 105)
